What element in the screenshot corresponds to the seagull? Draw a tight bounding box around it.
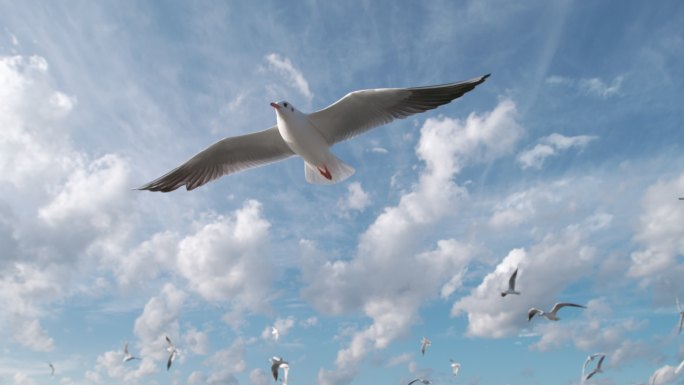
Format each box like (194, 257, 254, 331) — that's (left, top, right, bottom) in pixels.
(49, 362, 55, 376)
(408, 379, 432, 385)
(501, 267, 520, 297)
(270, 356, 289, 384)
(165, 335, 178, 371)
(123, 342, 141, 362)
(676, 297, 684, 334)
(271, 326, 280, 342)
(528, 302, 586, 321)
(450, 359, 461, 378)
(584, 353, 606, 381)
(581, 353, 605, 381)
(420, 336, 431, 355)
(138, 75, 490, 191)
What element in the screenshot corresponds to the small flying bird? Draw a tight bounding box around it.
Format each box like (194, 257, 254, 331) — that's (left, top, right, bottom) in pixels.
(420, 336, 431, 355)
(123, 342, 141, 362)
(450, 359, 461, 378)
(49, 362, 55, 376)
(165, 336, 178, 371)
(270, 356, 289, 385)
(582, 353, 605, 381)
(271, 326, 280, 342)
(408, 379, 432, 385)
(584, 353, 606, 381)
(501, 267, 520, 297)
(676, 297, 684, 334)
(138, 75, 490, 191)
(528, 302, 586, 321)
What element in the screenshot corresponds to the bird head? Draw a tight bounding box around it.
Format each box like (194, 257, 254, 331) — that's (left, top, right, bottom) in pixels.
(271, 101, 296, 114)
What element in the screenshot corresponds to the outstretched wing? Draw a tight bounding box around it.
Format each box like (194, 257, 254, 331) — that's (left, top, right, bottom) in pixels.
(139, 126, 295, 192)
(528, 308, 542, 321)
(508, 268, 518, 291)
(550, 302, 586, 314)
(308, 75, 490, 146)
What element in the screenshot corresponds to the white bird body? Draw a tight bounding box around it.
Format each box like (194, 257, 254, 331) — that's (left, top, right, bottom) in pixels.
(271, 326, 280, 342)
(528, 302, 586, 321)
(583, 353, 606, 381)
(420, 336, 431, 355)
(139, 75, 490, 191)
(450, 359, 461, 378)
(165, 336, 178, 370)
(123, 342, 140, 362)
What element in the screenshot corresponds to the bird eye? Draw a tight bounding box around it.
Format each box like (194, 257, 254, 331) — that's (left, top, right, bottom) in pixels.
(284, 102, 288, 107)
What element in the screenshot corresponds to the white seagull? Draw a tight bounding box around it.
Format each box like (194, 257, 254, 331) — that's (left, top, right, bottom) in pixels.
(584, 353, 606, 381)
(165, 336, 178, 371)
(450, 359, 461, 379)
(123, 342, 141, 362)
(139, 75, 490, 191)
(271, 326, 280, 342)
(581, 353, 605, 381)
(49, 362, 55, 376)
(408, 379, 432, 385)
(528, 302, 586, 321)
(270, 356, 289, 385)
(501, 267, 520, 297)
(420, 336, 432, 355)
(676, 297, 684, 334)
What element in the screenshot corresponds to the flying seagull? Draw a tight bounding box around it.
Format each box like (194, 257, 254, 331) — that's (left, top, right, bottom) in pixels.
(271, 326, 280, 342)
(584, 353, 606, 381)
(528, 302, 586, 321)
(49, 362, 55, 376)
(501, 267, 520, 297)
(165, 336, 178, 371)
(123, 342, 141, 362)
(408, 379, 432, 385)
(450, 359, 461, 379)
(420, 336, 432, 355)
(138, 75, 490, 191)
(270, 356, 289, 384)
(676, 297, 684, 334)
(582, 353, 605, 382)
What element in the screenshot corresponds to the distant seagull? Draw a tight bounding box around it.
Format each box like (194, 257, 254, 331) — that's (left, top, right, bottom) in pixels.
(420, 336, 432, 355)
(270, 356, 289, 385)
(450, 359, 461, 379)
(271, 326, 280, 342)
(676, 297, 684, 334)
(584, 353, 606, 381)
(49, 362, 55, 376)
(501, 267, 520, 297)
(528, 302, 586, 321)
(123, 342, 141, 362)
(138, 75, 490, 191)
(165, 336, 178, 371)
(408, 379, 432, 385)
(581, 353, 605, 382)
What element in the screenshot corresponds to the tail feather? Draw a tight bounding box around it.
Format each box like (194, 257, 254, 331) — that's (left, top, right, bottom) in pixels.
(304, 155, 355, 184)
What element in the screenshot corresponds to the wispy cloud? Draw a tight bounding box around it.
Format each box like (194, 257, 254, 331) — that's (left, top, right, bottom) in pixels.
(265, 53, 313, 105)
(546, 75, 624, 98)
(517, 133, 597, 170)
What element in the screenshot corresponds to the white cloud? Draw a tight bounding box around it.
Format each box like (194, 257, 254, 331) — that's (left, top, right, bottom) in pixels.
(133, 284, 186, 362)
(14, 319, 54, 352)
(517, 133, 597, 170)
(338, 182, 371, 213)
(12, 372, 36, 385)
(301, 100, 522, 385)
(184, 327, 210, 356)
(265, 53, 313, 104)
(249, 368, 269, 385)
(546, 75, 624, 98)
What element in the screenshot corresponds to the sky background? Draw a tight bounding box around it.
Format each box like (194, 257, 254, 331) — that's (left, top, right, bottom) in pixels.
(0, 1, 683, 384)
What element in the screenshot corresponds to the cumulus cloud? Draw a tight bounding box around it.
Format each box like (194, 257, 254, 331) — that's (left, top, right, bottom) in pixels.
(337, 182, 371, 214)
(261, 316, 295, 341)
(300, 100, 523, 385)
(133, 284, 186, 363)
(517, 133, 597, 170)
(265, 53, 313, 104)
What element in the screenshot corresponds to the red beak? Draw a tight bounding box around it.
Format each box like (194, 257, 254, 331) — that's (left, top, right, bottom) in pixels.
(270, 102, 280, 110)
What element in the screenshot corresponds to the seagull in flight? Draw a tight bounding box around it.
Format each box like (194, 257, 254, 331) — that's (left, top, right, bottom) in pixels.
(450, 359, 461, 379)
(123, 342, 141, 362)
(49, 362, 55, 376)
(420, 336, 432, 355)
(581, 353, 605, 381)
(528, 302, 586, 321)
(501, 267, 520, 297)
(583, 353, 606, 382)
(271, 326, 280, 342)
(676, 297, 684, 334)
(270, 356, 289, 385)
(138, 75, 490, 191)
(165, 336, 178, 371)
(408, 379, 432, 385)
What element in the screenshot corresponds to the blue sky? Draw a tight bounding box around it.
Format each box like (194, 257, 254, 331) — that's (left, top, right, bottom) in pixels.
(0, 1, 683, 384)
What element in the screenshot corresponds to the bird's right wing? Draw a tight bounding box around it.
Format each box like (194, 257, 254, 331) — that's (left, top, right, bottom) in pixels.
(528, 308, 542, 321)
(508, 268, 518, 290)
(550, 302, 586, 313)
(308, 75, 490, 146)
(138, 126, 295, 192)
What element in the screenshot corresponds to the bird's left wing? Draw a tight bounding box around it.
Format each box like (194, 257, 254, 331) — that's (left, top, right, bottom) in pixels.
(308, 75, 490, 146)
(508, 268, 518, 290)
(550, 302, 586, 313)
(138, 126, 294, 192)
